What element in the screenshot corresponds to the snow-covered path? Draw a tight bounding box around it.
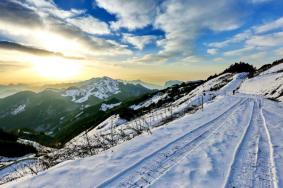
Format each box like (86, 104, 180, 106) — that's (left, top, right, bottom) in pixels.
(224, 99, 277, 188)
(4, 95, 283, 188)
(97, 98, 248, 188)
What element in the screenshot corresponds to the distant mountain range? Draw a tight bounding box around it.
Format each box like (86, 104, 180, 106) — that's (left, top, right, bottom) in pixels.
(128, 79, 189, 89)
(0, 76, 200, 147)
(0, 84, 31, 98)
(164, 80, 184, 88)
(0, 77, 152, 146)
(0, 78, 190, 99)
(0, 78, 160, 99)
(124, 80, 163, 90)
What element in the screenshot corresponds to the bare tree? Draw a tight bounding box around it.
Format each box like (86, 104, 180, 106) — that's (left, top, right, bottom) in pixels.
(84, 130, 93, 155)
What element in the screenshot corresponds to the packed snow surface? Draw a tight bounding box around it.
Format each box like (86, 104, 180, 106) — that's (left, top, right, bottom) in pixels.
(260, 63, 283, 75)
(5, 93, 283, 188)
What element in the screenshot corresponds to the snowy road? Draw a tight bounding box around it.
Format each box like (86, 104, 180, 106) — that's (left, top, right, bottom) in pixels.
(224, 99, 277, 188)
(4, 95, 283, 188)
(97, 98, 248, 188)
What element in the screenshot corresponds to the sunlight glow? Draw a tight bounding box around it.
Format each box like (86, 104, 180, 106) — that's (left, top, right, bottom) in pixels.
(35, 31, 84, 56)
(33, 57, 82, 80)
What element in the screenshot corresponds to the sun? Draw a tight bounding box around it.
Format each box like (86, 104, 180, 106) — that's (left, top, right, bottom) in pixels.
(33, 57, 81, 81)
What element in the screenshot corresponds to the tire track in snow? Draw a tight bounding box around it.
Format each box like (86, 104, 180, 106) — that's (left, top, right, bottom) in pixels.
(224, 100, 257, 188)
(224, 99, 277, 188)
(261, 108, 283, 120)
(97, 98, 248, 188)
(258, 101, 278, 188)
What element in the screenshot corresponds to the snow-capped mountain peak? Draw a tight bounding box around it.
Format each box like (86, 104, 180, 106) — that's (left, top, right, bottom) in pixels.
(62, 77, 121, 103)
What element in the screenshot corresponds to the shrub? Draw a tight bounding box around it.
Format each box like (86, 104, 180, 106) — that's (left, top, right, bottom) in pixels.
(0, 129, 37, 157)
(223, 62, 256, 74)
(0, 129, 17, 141)
(0, 141, 37, 157)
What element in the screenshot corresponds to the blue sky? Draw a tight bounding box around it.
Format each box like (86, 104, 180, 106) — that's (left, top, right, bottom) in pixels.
(53, 0, 283, 63)
(0, 0, 283, 84)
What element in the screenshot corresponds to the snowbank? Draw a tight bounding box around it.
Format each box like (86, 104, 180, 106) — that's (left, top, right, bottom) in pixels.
(239, 64, 283, 101)
(130, 93, 168, 110)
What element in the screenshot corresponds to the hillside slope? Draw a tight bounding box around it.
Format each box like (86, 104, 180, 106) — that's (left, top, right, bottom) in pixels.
(2, 62, 283, 187)
(3, 72, 254, 187)
(239, 62, 283, 101)
(5, 94, 282, 188)
(0, 77, 151, 146)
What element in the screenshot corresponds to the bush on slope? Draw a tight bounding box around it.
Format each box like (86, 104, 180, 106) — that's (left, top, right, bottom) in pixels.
(0, 129, 37, 157)
(206, 62, 256, 81)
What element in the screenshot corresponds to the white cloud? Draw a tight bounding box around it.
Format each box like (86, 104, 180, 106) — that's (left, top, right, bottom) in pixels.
(2, 0, 280, 67)
(20, 0, 110, 35)
(239, 51, 271, 65)
(223, 46, 254, 57)
(67, 15, 110, 35)
(124, 54, 167, 64)
(208, 30, 252, 48)
(154, 0, 243, 58)
(208, 17, 283, 50)
(95, 0, 244, 61)
(122, 34, 157, 50)
(213, 57, 225, 63)
(246, 31, 283, 47)
(18, 0, 85, 19)
(207, 16, 283, 60)
(249, 0, 272, 4)
(0, 0, 130, 59)
(274, 47, 283, 57)
(181, 55, 204, 63)
(218, 30, 283, 59)
(207, 48, 218, 55)
(95, 0, 158, 30)
(254, 17, 283, 34)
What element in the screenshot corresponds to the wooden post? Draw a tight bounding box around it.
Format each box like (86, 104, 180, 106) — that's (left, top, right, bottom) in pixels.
(202, 92, 204, 111)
